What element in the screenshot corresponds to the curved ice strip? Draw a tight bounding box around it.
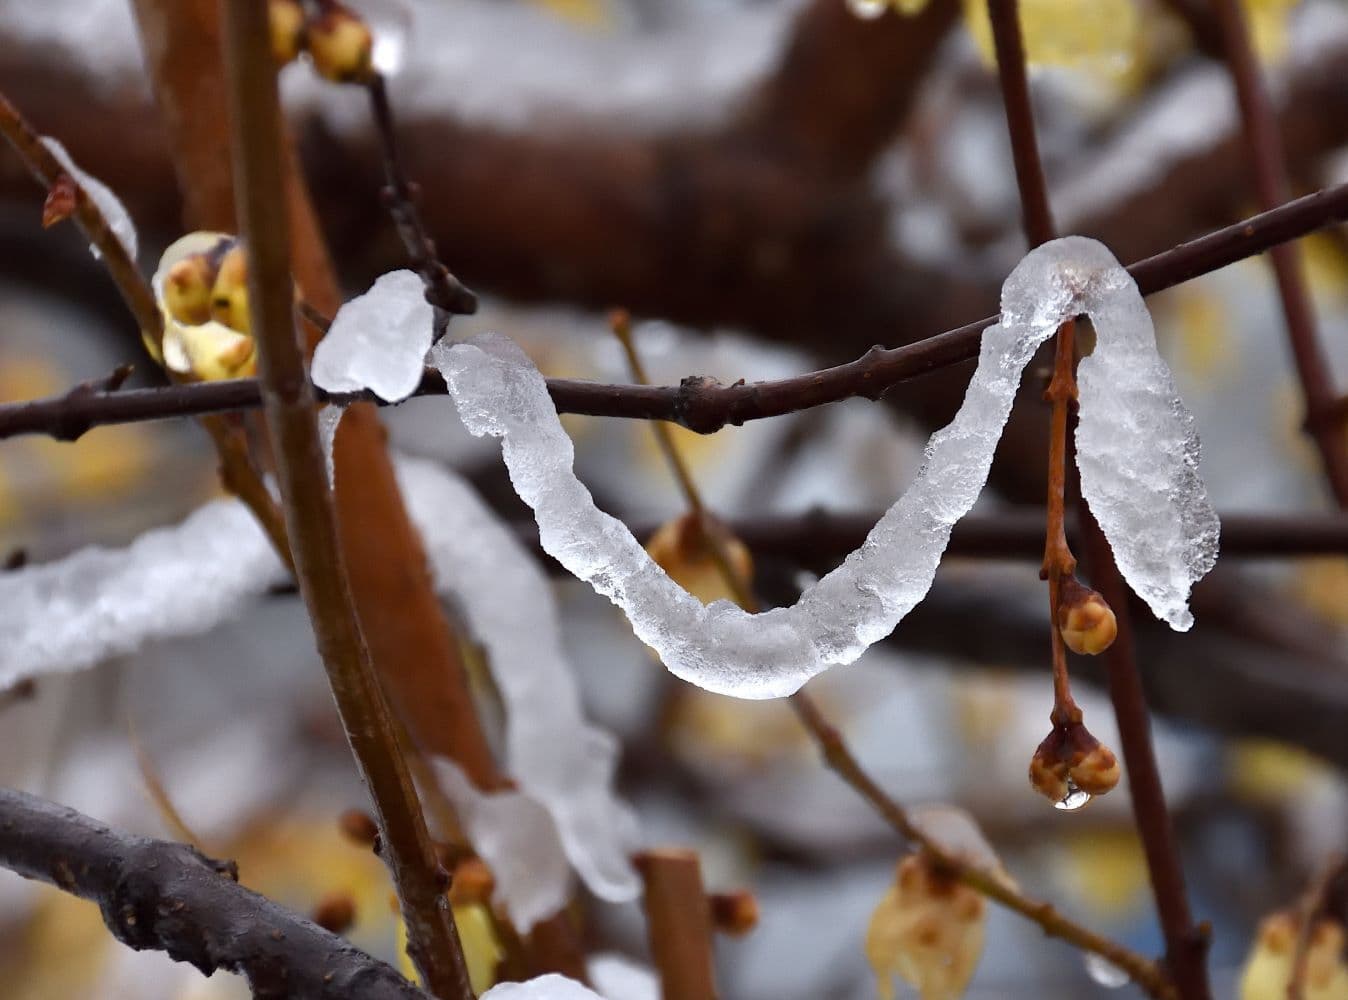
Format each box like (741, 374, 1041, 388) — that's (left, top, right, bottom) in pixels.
(0, 500, 286, 687)
(435, 235, 1218, 698)
(42, 136, 139, 262)
(398, 457, 640, 903)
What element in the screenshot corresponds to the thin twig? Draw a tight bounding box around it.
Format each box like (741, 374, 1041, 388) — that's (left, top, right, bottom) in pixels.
(0, 787, 432, 1000)
(986, 3, 1211, 996)
(3, 181, 1348, 442)
(1206, 0, 1348, 506)
(220, 4, 470, 996)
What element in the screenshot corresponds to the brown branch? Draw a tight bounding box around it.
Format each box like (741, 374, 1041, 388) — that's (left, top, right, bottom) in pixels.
(734, 0, 960, 180)
(986, 3, 1209, 997)
(633, 849, 720, 1000)
(1206, 0, 1348, 506)
(4, 180, 1348, 443)
(220, 4, 469, 996)
(0, 787, 431, 1000)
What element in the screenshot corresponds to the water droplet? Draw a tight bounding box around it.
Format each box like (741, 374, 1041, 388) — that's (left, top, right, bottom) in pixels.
(1054, 777, 1092, 811)
(846, 0, 890, 20)
(1083, 952, 1129, 988)
(357, 0, 411, 75)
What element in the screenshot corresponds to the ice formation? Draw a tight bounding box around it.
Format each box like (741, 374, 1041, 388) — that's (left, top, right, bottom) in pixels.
(587, 953, 659, 1000)
(433, 236, 1217, 697)
(41, 137, 139, 261)
(311, 270, 433, 402)
(480, 975, 604, 1000)
(0, 499, 286, 687)
(433, 760, 572, 932)
(397, 457, 640, 903)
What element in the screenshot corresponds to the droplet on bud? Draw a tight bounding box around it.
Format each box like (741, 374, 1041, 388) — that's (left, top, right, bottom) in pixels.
(1083, 952, 1130, 988)
(846, 0, 890, 21)
(1054, 777, 1092, 812)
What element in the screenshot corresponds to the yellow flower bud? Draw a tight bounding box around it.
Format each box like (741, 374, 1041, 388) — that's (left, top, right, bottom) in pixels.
(269, 0, 306, 66)
(645, 512, 753, 608)
(1029, 720, 1120, 809)
(1240, 911, 1348, 1000)
(307, 4, 375, 84)
(866, 853, 985, 1000)
(1058, 578, 1117, 655)
(1069, 742, 1121, 796)
(210, 244, 251, 335)
(163, 253, 217, 327)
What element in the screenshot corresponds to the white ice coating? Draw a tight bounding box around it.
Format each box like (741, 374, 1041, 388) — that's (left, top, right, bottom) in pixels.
(480, 976, 604, 1000)
(433, 236, 1218, 698)
(433, 759, 572, 932)
(41, 137, 139, 262)
(0, 500, 286, 687)
(398, 457, 640, 903)
(311, 269, 433, 402)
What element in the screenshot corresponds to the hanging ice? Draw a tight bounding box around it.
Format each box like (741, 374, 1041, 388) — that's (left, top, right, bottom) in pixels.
(41, 137, 139, 261)
(398, 457, 640, 903)
(433, 760, 572, 932)
(480, 975, 605, 1000)
(433, 235, 1218, 698)
(311, 269, 432, 402)
(0, 499, 286, 687)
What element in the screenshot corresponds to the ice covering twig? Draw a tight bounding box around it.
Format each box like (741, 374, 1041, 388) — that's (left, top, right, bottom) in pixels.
(435, 236, 1218, 699)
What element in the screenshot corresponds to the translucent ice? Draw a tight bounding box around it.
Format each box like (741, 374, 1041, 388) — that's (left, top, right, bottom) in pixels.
(480, 975, 604, 1000)
(587, 954, 659, 1000)
(397, 457, 640, 903)
(0, 499, 286, 687)
(41, 137, 139, 262)
(433, 759, 571, 932)
(433, 235, 1218, 698)
(311, 269, 432, 402)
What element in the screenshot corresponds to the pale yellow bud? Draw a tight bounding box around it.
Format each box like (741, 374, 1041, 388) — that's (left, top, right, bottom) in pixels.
(866, 853, 985, 1000)
(308, 5, 375, 84)
(163, 254, 217, 326)
(269, 0, 306, 66)
(1058, 579, 1117, 655)
(1029, 721, 1120, 808)
(210, 245, 250, 335)
(1240, 911, 1348, 1000)
(1069, 742, 1121, 796)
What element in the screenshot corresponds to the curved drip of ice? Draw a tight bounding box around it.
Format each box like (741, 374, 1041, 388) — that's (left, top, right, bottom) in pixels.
(434, 236, 1218, 698)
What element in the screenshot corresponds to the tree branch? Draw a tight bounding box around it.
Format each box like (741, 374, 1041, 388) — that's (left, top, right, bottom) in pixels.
(221, 3, 470, 995)
(0, 787, 431, 1000)
(3, 180, 1347, 442)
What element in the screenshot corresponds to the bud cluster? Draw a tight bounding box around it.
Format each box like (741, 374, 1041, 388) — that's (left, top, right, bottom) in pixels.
(1028, 719, 1120, 809)
(270, 0, 375, 83)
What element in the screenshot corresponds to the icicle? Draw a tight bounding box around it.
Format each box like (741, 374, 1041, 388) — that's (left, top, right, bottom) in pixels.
(41, 137, 139, 261)
(433, 236, 1218, 699)
(433, 760, 571, 932)
(397, 457, 640, 903)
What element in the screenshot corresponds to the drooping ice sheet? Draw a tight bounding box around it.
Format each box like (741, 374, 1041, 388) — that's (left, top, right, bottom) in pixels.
(433, 236, 1218, 698)
(41, 136, 139, 262)
(480, 975, 604, 1000)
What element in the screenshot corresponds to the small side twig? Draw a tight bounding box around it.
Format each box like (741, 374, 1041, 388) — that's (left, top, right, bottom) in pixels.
(221, 3, 470, 996)
(987, 3, 1210, 997)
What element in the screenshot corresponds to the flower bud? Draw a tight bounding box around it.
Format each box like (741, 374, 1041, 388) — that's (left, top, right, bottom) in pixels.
(711, 890, 759, 937)
(337, 808, 379, 847)
(867, 853, 985, 1000)
(1029, 720, 1120, 808)
(164, 253, 217, 326)
(1058, 577, 1117, 655)
(210, 244, 250, 335)
(311, 891, 357, 934)
(269, 0, 306, 66)
(307, 4, 375, 83)
(645, 511, 754, 608)
(1239, 910, 1348, 1000)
